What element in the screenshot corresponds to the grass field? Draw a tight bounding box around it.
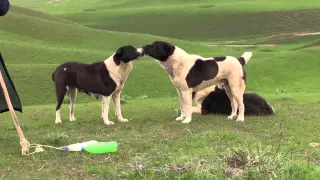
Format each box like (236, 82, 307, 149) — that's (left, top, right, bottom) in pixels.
(0, 0, 319, 179)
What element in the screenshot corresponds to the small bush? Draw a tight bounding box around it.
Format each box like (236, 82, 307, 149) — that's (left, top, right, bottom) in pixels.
(121, 95, 132, 105)
(135, 95, 148, 100)
(175, 108, 181, 117)
(275, 87, 291, 99)
(223, 144, 284, 179)
(44, 132, 69, 146)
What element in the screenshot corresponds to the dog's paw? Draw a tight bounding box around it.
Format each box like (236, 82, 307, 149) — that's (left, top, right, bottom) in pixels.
(236, 117, 244, 122)
(175, 116, 185, 121)
(227, 115, 237, 120)
(55, 119, 62, 124)
(69, 117, 76, 122)
(182, 118, 192, 124)
(118, 118, 129, 123)
(104, 121, 115, 126)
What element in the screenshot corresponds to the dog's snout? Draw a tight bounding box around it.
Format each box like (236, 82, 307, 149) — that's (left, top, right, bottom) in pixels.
(137, 48, 144, 56)
(142, 45, 149, 55)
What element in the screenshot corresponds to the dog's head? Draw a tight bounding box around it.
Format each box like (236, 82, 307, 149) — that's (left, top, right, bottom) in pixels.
(113, 45, 144, 65)
(142, 41, 175, 61)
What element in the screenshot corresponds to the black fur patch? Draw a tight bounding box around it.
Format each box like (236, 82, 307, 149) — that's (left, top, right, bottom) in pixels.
(214, 56, 226, 61)
(242, 68, 246, 83)
(201, 88, 274, 116)
(238, 57, 245, 66)
(113, 55, 121, 65)
(192, 92, 196, 99)
(186, 59, 219, 88)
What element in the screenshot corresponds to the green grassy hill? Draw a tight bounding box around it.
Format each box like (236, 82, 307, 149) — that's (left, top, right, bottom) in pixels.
(11, 0, 320, 41)
(0, 1, 319, 179)
(0, 5, 228, 106)
(1, 5, 320, 106)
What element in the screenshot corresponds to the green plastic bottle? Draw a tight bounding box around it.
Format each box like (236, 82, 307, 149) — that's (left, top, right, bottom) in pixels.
(84, 141, 118, 154)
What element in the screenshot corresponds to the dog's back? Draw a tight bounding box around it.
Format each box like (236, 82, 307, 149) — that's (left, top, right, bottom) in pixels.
(201, 88, 275, 116)
(52, 61, 114, 95)
(52, 62, 89, 84)
(201, 87, 231, 115)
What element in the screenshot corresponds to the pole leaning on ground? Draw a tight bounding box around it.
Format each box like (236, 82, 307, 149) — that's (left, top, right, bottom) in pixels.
(0, 71, 30, 155)
(1, 0, 29, 154)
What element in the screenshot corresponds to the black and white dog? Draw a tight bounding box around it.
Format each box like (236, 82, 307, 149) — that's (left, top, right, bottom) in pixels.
(143, 41, 252, 124)
(52, 45, 143, 125)
(192, 85, 275, 116)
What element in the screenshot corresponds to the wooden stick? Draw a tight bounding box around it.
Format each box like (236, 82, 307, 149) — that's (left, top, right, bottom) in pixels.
(0, 70, 29, 155)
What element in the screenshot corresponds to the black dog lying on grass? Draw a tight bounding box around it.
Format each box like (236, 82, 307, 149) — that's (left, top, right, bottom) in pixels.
(0, 0, 10, 16)
(192, 85, 275, 116)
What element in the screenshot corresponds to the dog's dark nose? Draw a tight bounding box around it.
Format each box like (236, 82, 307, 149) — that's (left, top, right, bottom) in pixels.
(142, 46, 148, 55)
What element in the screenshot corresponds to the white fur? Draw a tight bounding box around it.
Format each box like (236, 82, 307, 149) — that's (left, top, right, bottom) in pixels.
(55, 110, 62, 124)
(69, 88, 77, 121)
(137, 48, 143, 54)
(241, 52, 252, 64)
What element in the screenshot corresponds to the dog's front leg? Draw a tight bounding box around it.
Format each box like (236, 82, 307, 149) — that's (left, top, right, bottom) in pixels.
(101, 97, 105, 118)
(112, 89, 128, 123)
(102, 96, 114, 125)
(225, 85, 238, 120)
(69, 88, 77, 122)
(175, 89, 186, 121)
(180, 89, 193, 124)
(191, 91, 203, 114)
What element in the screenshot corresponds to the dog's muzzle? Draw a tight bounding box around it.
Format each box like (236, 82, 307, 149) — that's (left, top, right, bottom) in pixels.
(142, 46, 149, 56)
(137, 48, 145, 56)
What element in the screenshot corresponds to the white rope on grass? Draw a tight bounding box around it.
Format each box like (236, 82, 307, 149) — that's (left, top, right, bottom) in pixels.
(21, 140, 65, 156)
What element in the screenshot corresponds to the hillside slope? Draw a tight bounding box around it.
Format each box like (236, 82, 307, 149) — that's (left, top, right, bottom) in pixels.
(11, 0, 320, 41)
(0, 5, 235, 105)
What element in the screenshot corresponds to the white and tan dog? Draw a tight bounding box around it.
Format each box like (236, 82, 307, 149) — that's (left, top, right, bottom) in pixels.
(143, 41, 252, 124)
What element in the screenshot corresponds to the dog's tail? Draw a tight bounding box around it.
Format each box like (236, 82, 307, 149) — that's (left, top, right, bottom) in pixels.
(238, 52, 252, 66)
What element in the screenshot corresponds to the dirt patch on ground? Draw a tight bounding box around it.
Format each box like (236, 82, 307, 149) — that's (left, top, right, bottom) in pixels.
(293, 32, 320, 36)
(33, 0, 63, 6)
(224, 156, 245, 178)
(207, 44, 276, 47)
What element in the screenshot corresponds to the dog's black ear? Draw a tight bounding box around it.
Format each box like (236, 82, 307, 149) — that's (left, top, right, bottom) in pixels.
(115, 48, 123, 57)
(164, 43, 175, 55)
(114, 47, 124, 65)
(164, 44, 171, 52)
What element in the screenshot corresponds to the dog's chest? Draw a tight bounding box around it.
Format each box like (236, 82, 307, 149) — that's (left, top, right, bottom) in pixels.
(110, 63, 133, 86)
(160, 61, 186, 78)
